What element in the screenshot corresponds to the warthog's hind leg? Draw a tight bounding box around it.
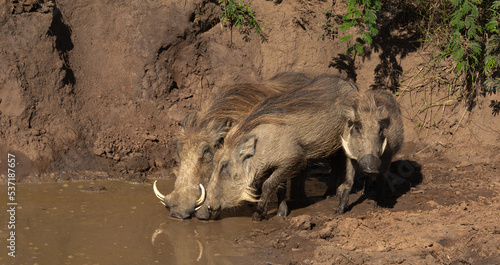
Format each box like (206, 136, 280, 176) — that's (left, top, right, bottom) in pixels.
(276, 182, 288, 217)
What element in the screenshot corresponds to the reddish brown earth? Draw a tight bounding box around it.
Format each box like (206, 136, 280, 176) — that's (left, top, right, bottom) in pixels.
(1, 0, 499, 264)
(236, 143, 500, 264)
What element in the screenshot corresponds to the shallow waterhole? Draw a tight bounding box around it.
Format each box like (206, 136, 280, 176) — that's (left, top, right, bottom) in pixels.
(0, 179, 266, 265)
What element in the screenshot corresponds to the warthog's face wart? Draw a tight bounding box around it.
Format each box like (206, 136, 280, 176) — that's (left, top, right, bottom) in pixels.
(342, 106, 389, 176)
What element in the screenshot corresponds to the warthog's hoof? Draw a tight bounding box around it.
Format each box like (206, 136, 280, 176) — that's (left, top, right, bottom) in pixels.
(335, 206, 346, 215)
(277, 204, 289, 217)
(252, 212, 267, 222)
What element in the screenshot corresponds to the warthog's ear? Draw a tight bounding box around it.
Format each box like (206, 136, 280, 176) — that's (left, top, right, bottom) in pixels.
(210, 118, 233, 148)
(342, 105, 356, 124)
(341, 92, 358, 120)
(376, 105, 390, 120)
(181, 111, 198, 129)
(239, 136, 257, 161)
(380, 117, 391, 129)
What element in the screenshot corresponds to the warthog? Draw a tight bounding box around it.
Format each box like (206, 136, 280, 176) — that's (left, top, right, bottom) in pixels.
(336, 89, 404, 214)
(153, 73, 311, 219)
(196, 75, 359, 221)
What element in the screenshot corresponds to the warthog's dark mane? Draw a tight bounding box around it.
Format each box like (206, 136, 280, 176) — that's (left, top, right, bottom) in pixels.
(226, 75, 358, 147)
(180, 73, 313, 141)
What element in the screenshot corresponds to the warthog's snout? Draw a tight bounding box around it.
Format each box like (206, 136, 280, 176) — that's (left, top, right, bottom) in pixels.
(169, 209, 192, 219)
(195, 205, 220, 220)
(358, 154, 381, 176)
(153, 181, 206, 219)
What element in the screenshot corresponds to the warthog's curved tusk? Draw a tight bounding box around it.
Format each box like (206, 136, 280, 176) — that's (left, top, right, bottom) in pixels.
(153, 180, 166, 204)
(194, 184, 206, 211)
(341, 136, 355, 159)
(381, 137, 388, 154)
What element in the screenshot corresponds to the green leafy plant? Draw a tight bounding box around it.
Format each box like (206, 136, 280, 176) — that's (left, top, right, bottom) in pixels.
(443, 0, 500, 101)
(339, 0, 381, 55)
(335, 0, 500, 105)
(219, 0, 262, 45)
(483, 1, 500, 93)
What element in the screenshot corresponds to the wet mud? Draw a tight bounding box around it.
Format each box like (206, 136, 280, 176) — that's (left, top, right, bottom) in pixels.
(0, 180, 266, 264)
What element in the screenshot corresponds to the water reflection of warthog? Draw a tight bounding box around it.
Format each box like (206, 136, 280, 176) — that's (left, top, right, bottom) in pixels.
(196, 75, 359, 221)
(151, 222, 205, 263)
(153, 73, 311, 219)
(337, 89, 404, 213)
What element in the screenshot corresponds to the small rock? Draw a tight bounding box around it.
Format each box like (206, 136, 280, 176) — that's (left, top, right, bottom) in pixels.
(319, 221, 336, 239)
(427, 200, 439, 207)
(458, 161, 472, 168)
(290, 215, 314, 231)
(272, 239, 286, 249)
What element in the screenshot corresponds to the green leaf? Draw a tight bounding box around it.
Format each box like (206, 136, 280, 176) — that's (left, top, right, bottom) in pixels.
(340, 21, 357, 31)
(364, 9, 377, 23)
(466, 27, 477, 39)
(462, 1, 472, 14)
(456, 60, 467, 72)
(453, 47, 465, 62)
(353, 9, 363, 18)
(355, 42, 364, 54)
(451, 20, 465, 30)
(470, 54, 479, 65)
(362, 31, 373, 44)
(451, 0, 463, 8)
(471, 42, 482, 55)
(340, 34, 353, 43)
(484, 56, 497, 73)
(464, 15, 475, 29)
(485, 20, 499, 33)
(470, 2, 479, 17)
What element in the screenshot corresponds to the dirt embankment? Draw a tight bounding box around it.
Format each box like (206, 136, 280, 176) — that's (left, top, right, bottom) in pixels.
(2, 0, 498, 183)
(0, 0, 357, 182)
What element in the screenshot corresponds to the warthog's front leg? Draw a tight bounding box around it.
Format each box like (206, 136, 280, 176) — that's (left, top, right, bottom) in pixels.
(336, 158, 355, 214)
(252, 177, 275, 221)
(324, 151, 347, 198)
(253, 164, 303, 221)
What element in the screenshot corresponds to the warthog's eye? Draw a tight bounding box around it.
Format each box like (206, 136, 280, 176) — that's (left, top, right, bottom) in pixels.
(214, 137, 224, 149)
(380, 118, 390, 129)
(353, 122, 362, 134)
(201, 147, 213, 162)
(220, 161, 230, 178)
(379, 127, 384, 137)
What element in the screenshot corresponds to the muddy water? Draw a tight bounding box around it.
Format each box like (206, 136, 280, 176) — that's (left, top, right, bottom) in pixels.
(0, 180, 262, 265)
